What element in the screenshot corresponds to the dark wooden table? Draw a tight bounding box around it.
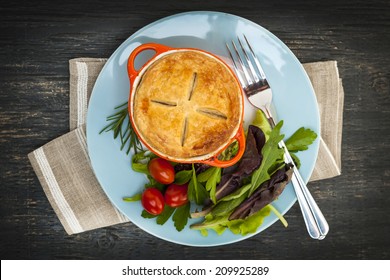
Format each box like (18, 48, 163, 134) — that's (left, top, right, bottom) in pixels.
(1, 0, 389, 260)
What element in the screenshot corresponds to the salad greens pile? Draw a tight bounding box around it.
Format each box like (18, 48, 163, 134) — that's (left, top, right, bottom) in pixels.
(121, 109, 317, 236)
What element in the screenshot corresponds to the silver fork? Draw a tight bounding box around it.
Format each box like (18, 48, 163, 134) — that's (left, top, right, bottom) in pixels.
(226, 35, 329, 240)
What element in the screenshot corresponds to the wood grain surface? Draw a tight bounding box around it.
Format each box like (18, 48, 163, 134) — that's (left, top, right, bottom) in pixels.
(1, 0, 389, 260)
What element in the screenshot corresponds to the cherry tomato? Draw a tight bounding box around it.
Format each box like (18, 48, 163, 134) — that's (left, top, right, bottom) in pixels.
(141, 188, 165, 215)
(148, 158, 175, 184)
(164, 183, 188, 208)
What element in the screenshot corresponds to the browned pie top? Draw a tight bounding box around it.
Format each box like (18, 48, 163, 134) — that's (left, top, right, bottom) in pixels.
(133, 50, 242, 160)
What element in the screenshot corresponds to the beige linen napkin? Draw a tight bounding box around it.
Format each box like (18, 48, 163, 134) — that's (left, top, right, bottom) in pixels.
(304, 62, 344, 181)
(28, 59, 343, 235)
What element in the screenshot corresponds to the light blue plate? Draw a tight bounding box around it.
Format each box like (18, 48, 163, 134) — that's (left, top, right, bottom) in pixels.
(87, 11, 320, 246)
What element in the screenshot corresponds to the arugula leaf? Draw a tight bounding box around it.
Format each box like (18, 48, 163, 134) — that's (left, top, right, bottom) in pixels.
(172, 202, 191, 231)
(249, 121, 285, 196)
(197, 167, 217, 183)
(211, 192, 247, 217)
(219, 183, 252, 202)
(174, 170, 192, 185)
(205, 168, 221, 204)
(285, 127, 317, 152)
(122, 193, 142, 202)
(188, 164, 208, 205)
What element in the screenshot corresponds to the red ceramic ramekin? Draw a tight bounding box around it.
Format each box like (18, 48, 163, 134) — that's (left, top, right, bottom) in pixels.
(127, 43, 245, 168)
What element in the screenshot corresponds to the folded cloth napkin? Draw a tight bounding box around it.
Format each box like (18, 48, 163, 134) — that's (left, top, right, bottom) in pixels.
(303, 62, 344, 181)
(28, 59, 343, 235)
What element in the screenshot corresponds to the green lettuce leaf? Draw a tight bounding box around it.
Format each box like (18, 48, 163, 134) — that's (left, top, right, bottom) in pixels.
(252, 110, 272, 140)
(226, 206, 271, 235)
(285, 127, 317, 152)
(190, 213, 229, 235)
(191, 206, 271, 236)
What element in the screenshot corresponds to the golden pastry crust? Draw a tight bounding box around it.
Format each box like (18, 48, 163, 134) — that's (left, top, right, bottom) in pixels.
(133, 50, 242, 160)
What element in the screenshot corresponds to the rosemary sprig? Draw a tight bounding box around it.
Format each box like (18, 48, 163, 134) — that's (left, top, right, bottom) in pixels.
(99, 102, 143, 154)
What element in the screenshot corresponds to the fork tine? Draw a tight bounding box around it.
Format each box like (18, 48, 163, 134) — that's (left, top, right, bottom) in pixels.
(237, 36, 260, 83)
(231, 40, 254, 86)
(243, 35, 267, 80)
(225, 43, 246, 87)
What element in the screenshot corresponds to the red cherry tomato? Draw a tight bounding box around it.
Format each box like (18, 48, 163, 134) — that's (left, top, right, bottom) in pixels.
(141, 188, 165, 215)
(148, 158, 175, 184)
(164, 184, 188, 208)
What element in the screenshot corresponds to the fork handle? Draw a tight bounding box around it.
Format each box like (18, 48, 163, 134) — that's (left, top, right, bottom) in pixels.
(267, 115, 329, 239)
(279, 140, 329, 239)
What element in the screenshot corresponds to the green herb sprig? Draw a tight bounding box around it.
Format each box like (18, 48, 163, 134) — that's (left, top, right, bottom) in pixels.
(99, 102, 143, 154)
